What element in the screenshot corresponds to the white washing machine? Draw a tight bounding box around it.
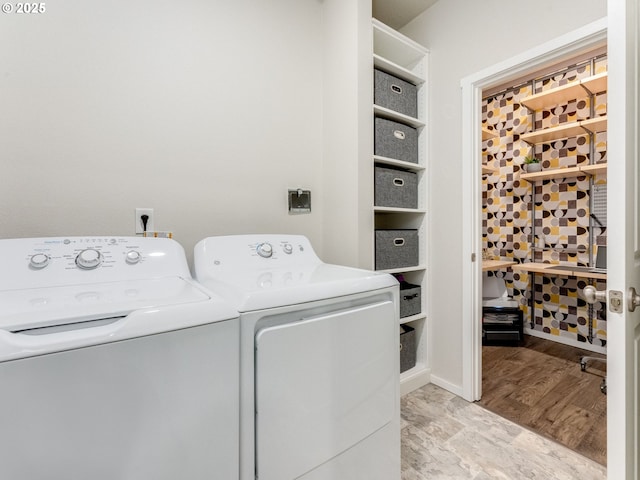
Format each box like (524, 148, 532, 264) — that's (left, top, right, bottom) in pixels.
(194, 234, 400, 480)
(0, 236, 239, 480)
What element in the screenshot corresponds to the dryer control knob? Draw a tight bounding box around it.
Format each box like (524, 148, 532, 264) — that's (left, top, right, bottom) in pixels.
(256, 242, 273, 258)
(283, 243, 293, 254)
(29, 253, 50, 269)
(125, 250, 142, 264)
(76, 248, 102, 269)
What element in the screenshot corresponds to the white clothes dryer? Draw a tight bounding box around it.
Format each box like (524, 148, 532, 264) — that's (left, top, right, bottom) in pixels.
(194, 234, 400, 480)
(0, 236, 239, 480)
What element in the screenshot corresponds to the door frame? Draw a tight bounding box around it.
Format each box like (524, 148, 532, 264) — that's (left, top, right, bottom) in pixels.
(460, 18, 608, 402)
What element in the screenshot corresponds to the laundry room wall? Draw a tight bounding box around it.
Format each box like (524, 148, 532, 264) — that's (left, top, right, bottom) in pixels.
(0, 0, 326, 265)
(400, 0, 607, 392)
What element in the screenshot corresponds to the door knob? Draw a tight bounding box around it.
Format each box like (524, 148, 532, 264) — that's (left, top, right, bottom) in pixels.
(628, 287, 640, 312)
(583, 285, 606, 304)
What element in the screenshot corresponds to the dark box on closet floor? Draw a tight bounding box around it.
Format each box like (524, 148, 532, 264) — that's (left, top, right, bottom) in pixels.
(375, 229, 419, 270)
(399, 282, 421, 318)
(400, 324, 416, 373)
(374, 69, 418, 118)
(374, 117, 419, 164)
(482, 306, 523, 345)
(374, 166, 418, 209)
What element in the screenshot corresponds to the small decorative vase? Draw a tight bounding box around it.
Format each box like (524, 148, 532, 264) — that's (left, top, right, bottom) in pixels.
(526, 163, 542, 173)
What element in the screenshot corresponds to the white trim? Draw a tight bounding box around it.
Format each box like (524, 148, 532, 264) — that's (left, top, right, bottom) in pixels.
(430, 374, 463, 398)
(460, 18, 608, 402)
(400, 367, 431, 396)
(524, 328, 607, 355)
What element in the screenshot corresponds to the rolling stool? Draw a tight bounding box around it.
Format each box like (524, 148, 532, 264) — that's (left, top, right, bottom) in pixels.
(580, 356, 607, 394)
(579, 298, 606, 395)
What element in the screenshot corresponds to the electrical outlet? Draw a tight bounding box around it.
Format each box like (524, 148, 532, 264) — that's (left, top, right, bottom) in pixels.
(135, 208, 154, 234)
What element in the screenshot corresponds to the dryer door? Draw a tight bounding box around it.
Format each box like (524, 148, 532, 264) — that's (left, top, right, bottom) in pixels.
(255, 300, 397, 480)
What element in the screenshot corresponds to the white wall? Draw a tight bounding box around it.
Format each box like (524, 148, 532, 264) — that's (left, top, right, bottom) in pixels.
(321, 0, 373, 268)
(0, 0, 324, 266)
(400, 0, 607, 391)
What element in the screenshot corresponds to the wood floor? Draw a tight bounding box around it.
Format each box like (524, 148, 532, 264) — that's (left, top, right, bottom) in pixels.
(478, 335, 607, 466)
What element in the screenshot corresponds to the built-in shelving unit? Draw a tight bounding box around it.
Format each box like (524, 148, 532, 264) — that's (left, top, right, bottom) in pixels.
(518, 68, 608, 334)
(373, 18, 429, 396)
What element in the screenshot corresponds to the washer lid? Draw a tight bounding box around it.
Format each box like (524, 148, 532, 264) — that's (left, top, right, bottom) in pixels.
(0, 276, 227, 332)
(197, 263, 397, 312)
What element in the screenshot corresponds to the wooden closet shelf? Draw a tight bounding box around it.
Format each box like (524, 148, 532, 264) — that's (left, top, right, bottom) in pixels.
(520, 116, 607, 144)
(520, 163, 607, 182)
(520, 72, 608, 111)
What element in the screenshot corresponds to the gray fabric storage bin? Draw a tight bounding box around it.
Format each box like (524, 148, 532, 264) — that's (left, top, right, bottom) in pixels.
(400, 324, 416, 373)
(375, 229, 419, 270)
(399, 282, 421, 318)
(374, 117, 418, 164)
(374, 69, 418, 118)
(374, 166, 418, 209)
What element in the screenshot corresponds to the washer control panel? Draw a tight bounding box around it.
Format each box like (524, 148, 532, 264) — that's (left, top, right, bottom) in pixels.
(1, 236, 191, 291)
(248, 239, 306, 261)
(22, 237, 145, 272)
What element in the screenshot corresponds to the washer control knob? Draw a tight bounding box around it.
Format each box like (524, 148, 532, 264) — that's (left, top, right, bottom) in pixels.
(76, 249, 102, 269)
(29, 253, 50, 269)
(125, 250, 142, 265)
(256, 242, 273, 258)
(283, 243, 293, 254)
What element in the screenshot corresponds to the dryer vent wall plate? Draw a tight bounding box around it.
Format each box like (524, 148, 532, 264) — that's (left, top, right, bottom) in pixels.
(288, 189, 311, 214)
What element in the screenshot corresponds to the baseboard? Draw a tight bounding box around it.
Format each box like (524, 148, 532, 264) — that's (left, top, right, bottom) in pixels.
(524, 328, 607, 355)
(429, 374, 463, 398)
(400, 366, 431, 396)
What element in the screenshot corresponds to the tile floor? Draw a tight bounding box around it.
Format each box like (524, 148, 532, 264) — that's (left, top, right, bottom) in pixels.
(401, 383, 607, 479)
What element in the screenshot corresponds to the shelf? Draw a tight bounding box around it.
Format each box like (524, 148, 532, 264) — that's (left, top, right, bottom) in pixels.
(378, 265, 426, 275)
(374, 206, 426, 214)
(521, 72, 608, 111)
(520, 163, 607, 182)
(511, 262, 607, 280)
(373, 105, 425, 129)
(482, 259, 516, 271)
(374, 155, 425, 171)
(582, 72, 608, 95)
(580, 163, 607, 176)
(521, 166, 583, 182)
(482, 165, 498, 175)
(519, 120, 586, 144)
(373, 19, 428, 79)
(374, 54, 425, 86)
(400, 313, 426, 325)
(580, 116, 607, 134)
(482, 127, 498, 140)
(519, 115, 607, 144)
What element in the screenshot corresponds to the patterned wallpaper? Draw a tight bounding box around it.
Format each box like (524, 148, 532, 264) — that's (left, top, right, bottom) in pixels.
(482, 58, 607, 350)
